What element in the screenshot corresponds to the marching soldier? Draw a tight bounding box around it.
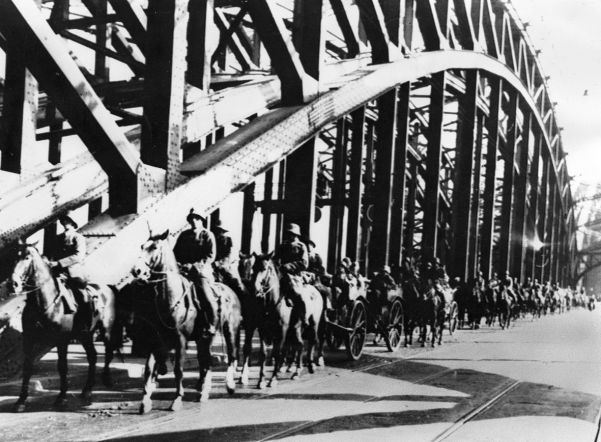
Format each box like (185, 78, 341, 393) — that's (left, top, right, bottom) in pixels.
(173, 209, 218, 336)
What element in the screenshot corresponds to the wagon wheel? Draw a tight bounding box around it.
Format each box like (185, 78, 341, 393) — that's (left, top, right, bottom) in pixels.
(345, 300, 367, 361)
(448, 301, 458, 335)
(384, 299, 404, 352)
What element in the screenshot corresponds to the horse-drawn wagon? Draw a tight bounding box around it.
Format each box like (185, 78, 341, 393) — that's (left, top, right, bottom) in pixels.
(324, 279, 404, 360)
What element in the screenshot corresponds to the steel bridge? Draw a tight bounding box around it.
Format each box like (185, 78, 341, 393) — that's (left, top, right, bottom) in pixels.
(0, 0, 576, 378)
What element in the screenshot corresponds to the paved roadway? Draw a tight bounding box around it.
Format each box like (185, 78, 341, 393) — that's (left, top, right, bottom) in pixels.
(0, 306, 600, 441)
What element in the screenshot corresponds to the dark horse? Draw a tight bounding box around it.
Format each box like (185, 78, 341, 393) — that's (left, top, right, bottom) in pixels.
(127, 230, 241, 413)
(496, 288, 512, 329)
(419, 289, 445, 347)
(400, 277, 420, 347)
(11, 242, 120, 412)
(241, 253, 324, 388)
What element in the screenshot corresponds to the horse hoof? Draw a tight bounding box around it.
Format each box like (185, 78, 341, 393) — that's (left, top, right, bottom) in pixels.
(80, 391, 93, 404)
(54, 396, 68, 409)
(139, 400, 152, 414)
(238, 375, 249, 386)
(199, 390, 210, 403)
(13, 402, 26, 413)
(169, 397, 183, 412)
(285, 366, 292, 373)
(316, 356, 325, 367)
(267, 378, 277, 388)
(258, 380, 266, 390)
(226, 382, 236, 395)
(308, 364, 315, 374)
(291, 371, 301, 380)
(101, 372, 114, 388)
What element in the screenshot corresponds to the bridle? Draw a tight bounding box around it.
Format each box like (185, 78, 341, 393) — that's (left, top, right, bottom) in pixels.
(13, 252, 61, 317)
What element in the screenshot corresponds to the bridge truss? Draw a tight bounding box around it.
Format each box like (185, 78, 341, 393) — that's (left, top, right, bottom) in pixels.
(0, 0, 576, 376)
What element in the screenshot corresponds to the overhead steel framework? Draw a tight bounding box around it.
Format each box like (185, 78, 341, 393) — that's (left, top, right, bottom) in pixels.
(0, 0, 577, 377)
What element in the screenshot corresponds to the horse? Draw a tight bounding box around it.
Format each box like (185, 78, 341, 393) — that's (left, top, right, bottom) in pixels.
(249, 253, 323, 387)
(419, 288, 445, 347)
(10, 242, 120, 413)
(127, 230, 241, 413)
(496, 288, 512, 329)
(400, 277, 420, 346)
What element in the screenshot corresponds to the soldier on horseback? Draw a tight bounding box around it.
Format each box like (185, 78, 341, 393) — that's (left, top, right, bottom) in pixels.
(173, 209, 218, 336)
(48, 213, 90, 316)
(501, 271, 517, 303)
(212, 220, 246, 302)
(275, 223, 310, 327)
(371, 264, 397, 307)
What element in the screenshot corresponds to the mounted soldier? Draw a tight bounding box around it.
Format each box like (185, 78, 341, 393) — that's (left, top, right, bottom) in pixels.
(370, 264, 397, 308)
(173, 209, 217, 336)
(501, 271, 517, 303)
(275, 223, 310, 327)
(212, 219, 246, 302)
(48, 213, 90, 315)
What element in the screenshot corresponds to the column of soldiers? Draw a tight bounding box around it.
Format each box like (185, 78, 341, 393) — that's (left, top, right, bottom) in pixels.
(48, 208, 577, 335)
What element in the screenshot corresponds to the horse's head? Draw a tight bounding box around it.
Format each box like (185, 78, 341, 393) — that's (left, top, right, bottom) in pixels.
(132, 230, 177, 280)
(238, 252, 255, 282)
(252, 252, 277, 298)
(11, 240, 43, 294)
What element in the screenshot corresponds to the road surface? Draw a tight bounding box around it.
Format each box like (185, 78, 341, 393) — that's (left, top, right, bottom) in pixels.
(0, 306, 600, 441)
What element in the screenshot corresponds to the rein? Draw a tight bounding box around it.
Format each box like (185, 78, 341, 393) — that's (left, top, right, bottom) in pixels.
(146, 270, 191, 330)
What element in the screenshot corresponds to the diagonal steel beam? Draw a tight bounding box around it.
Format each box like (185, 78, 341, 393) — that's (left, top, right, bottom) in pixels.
(108, 0, 147, 54)
(0, 0, 140, 211)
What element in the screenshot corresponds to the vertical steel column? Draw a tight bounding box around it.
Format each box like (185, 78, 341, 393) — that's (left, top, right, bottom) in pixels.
(404, 160, 418, 256)
(543, 178, 556, 283)
(550, 193, 559, 282)
(526, 134, 542, 279)
(422, 72, 446, 261)
(346, 107, 366, 262)
(536, 158, 549, 283)
(498, 89, 519, 276)
(480, 77, 503, 280)
(360, 122, 376, 273)
(293, 0, 325, 82)
(468, 111, 484, 276)
(0, 52, 38, 174)
(510, 111, 531, 281)
(141, 0, 188, 185)
(241, 183, 255, 254)
(275, 160, 286, 249)
(284, 141, 318, 237)
(368, 87, 398, 271)
(403, 0, 415, 49)
(187, 0, 214, 90)
(389, 82, 411, 268)
(450, 69, 478, 281)
(261, 169, 274, 253)
(47, 0, 68, 166)
(328, 118, 348, 270)
(94, 0, 108, 79)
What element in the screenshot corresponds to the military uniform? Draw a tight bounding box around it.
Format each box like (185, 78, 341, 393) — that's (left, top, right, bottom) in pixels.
(55, 229, 88, 285)
(276, 224, 309, 324)
(173, 220, 217, 332)
(213, 222, 246, 301)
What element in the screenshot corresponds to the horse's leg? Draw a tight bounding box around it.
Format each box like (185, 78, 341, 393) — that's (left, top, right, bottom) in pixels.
(80, 333, 97, 403)
(291, 325, 304, 380)
(257, 330, 267, 390)
(306, 324, 316, 375)
(315, 313, 325, 367)
(55, 338, 70, 407)
(13, 336, 35, 412)
(102, 312, 117, 388)
(139, 353, 156, 414)
(196, 336, 212, 403)
(223, 321, 237, 395)
(169, 335, 186, 412)
(239, 323, 254, 386)
(268, 332, 285, 388)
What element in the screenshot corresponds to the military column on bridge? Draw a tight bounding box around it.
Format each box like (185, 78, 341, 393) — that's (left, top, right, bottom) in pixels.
(0, 0, 576, 380)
